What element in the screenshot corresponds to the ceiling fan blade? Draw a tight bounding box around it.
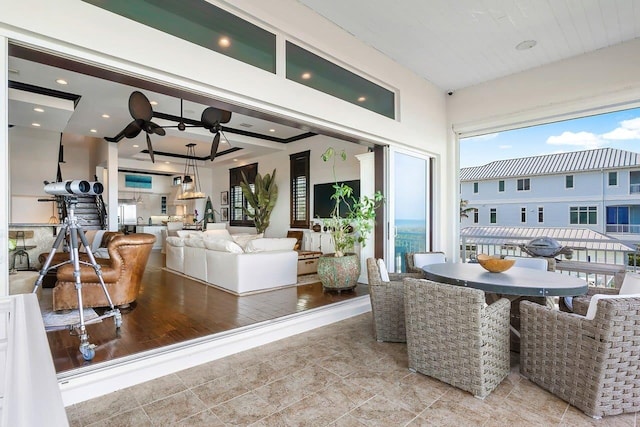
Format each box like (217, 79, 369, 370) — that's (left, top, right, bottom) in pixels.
(146, 133, 155, 163)
(210, 132, 221, 161)
(123, 120, 143, 139)
(128, 91, 153, 122)
(219, 110, 232, 124)
(201, 107, 223, 130)
(147, 121, 166, 136)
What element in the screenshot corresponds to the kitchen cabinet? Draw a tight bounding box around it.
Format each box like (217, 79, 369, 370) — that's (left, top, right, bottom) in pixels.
(136, 226, 165, 250)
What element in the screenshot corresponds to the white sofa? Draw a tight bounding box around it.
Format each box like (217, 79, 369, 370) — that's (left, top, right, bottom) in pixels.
(165, 229, 298, 295)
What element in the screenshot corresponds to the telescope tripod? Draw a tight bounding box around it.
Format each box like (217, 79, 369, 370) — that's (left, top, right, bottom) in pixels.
(33, 197, 122, 361)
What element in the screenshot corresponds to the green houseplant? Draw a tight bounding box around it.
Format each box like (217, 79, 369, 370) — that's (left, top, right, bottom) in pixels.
(317, 148, 383, 291)
(240, 169, 278, 234)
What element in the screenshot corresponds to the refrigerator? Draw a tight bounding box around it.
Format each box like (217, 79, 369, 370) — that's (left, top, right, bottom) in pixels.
(118, 204, 137, 226)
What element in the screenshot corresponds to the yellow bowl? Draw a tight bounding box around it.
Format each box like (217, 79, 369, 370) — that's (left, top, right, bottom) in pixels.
(476, 254, 515, 273)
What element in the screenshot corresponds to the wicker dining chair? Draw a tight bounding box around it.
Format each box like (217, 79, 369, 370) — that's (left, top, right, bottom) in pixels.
(520, 298, 640, 418)
(366, 258, 423, 342)
(571, 272, 640, 315)
(405, 251, 445, 274)
(404, 277, 511, 398)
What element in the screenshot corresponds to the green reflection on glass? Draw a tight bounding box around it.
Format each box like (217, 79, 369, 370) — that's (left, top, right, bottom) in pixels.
(286, 42, 395, 119)
(83, 0, 276, 73)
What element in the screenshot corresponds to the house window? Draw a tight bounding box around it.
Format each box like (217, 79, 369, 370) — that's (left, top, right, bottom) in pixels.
(498, 180, 504, 192)
(570, 206, 597, 225)
(538, 207, 544, 223)
(229, 163, 257, 227)
(473, 208, 479, 224)
(490, 208, 497, 224)
(608, 171, 618, 186)
(521, 207, 527, 223)
(473, 182, 478, 193)
(517, 178, 530, 191)
(565, 175, 573, 189)
(290, 151, 310, 228)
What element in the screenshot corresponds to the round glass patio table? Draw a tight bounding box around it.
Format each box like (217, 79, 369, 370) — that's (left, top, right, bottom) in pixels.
(422, 262, 588, 297)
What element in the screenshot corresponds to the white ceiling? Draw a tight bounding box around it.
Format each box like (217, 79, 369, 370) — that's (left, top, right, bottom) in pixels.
(8, 56, 309, 168)
(299, 0, 640, 92)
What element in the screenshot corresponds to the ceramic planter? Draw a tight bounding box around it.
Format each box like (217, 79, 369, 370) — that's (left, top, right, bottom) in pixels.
(317, 253, 360, 291)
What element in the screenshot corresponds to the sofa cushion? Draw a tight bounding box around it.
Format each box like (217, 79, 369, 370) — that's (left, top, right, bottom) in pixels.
(232, 233, 264, 250)
(166, 236, 185, 247)
(176, 230, 203, 239)
(204, 238, 244, 254)
(184, 238, 206, 248)
(244, 238, 297, 253)
(619, 272, 640, 294)
(205, 223, 227, 230)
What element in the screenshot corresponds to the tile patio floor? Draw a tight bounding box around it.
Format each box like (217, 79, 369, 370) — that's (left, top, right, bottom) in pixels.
(65, 313, 637, 427)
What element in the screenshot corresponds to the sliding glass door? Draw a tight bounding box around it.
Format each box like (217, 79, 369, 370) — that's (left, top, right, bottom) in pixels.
(388, 148, 431, 272)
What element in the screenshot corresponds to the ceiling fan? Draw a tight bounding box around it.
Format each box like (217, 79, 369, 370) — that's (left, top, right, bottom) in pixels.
(108, 91, 232, 163)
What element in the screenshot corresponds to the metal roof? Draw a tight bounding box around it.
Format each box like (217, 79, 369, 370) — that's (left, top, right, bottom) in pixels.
(460, 148, 640, 181)
(460, 226, 636, 252)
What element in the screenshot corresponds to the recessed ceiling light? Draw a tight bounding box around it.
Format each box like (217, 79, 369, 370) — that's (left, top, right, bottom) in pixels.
(301, 72, 311, 80)
(218, 37, 231, 48)
(90, 129, 97, 133)
(31, 123, 41, 127)
(233, 158, 238, 162)
(33, 107, 44, 112)
(55, 79, 68, 85)
(165, 161, 170, 164)
(269, 128, 276, 132)
(150, 101, 158, 106)
(101, 114, 110, 118)
(133, 144, 140, 148)
(357, 96, 366, 102)
(515, 40, 537, 50)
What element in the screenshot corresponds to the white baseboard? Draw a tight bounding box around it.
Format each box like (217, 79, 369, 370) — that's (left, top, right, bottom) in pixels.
(59, 295, 371, 406)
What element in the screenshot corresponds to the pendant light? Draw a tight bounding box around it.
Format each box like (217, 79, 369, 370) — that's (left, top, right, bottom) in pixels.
(177, 143, 206, 200)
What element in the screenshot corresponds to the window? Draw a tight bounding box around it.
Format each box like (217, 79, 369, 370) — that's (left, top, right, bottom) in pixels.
(473, 182, 478, 193)
(608, 171, 618, 186)
(538, 207, 544, 223)
(565, 175, 573, 189)
(473, 208, 479, 224)
(498, 180, 504, 192)
(570, 206, 597, 225)
(229, 163, 257, 227)
(607, 206, 629, 225)
(290, 151, 310, 228)
(517, 178, 530, 191)
(520, 207, 527, 223)
(490, 208, 497, 224)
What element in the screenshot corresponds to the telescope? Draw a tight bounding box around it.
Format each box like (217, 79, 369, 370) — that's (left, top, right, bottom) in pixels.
(44, 180, 104, 196)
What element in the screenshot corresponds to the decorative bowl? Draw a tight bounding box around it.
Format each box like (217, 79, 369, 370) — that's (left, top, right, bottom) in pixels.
(476, 254, 515, 273)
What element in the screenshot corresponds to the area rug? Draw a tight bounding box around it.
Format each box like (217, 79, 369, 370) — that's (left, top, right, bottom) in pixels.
(296, 273, 321, 286)
(39, 290, 100, 331)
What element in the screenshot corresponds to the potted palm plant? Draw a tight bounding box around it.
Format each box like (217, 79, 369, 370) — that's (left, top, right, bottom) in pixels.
(317, 148, 383, 291)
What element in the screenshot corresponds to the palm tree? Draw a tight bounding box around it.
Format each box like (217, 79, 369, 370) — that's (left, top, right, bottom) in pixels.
(460, 199, 474, 221)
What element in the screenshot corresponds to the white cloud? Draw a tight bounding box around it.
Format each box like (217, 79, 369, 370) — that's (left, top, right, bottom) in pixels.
(546, 131, 604, 147)
(499, 145, 512, 149)
(602, 117, 640, 140)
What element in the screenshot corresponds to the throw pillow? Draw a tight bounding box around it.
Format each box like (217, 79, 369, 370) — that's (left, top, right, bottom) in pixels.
(232, 233, 264, 250)
(619, 272, 640, 294)
(202, 229, 233, 241)
(204, 238, 243, 254)
(244, 238, 296, 253)
(377, 259, 390, 282)
(585, 293, 640, 320)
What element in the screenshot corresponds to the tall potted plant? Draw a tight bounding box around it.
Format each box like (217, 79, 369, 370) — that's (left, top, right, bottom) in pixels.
(317, 148, 383, 291)
(240, 169, 278, 234)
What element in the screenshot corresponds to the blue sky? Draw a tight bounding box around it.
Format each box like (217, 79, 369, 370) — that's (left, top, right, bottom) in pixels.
(460, 107, 640, 168)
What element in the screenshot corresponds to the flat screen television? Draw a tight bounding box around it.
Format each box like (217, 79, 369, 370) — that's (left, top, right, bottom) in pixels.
(313, 180, 360, 218)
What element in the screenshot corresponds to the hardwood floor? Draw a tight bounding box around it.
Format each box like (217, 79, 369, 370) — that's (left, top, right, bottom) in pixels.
(44, 252, 369, 373)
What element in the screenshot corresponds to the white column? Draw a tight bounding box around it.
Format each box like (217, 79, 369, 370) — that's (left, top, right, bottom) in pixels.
(107, 142, 119, 231)
(356, 152, 375, 284)
(0, 36, 8, 294)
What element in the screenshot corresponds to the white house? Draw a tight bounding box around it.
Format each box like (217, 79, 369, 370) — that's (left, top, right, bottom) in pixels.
(460, 148, 640, 242)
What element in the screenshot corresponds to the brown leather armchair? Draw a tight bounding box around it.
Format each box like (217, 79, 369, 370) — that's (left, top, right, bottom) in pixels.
(52, 233, 155, 311)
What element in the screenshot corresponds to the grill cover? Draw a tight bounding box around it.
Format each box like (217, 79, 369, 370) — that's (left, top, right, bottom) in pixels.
(521, 237, 572, 258)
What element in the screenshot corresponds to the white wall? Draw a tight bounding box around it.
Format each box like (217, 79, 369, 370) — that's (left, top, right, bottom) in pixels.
(0, 0, 449, 253)
(210, 135, 367, 238)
